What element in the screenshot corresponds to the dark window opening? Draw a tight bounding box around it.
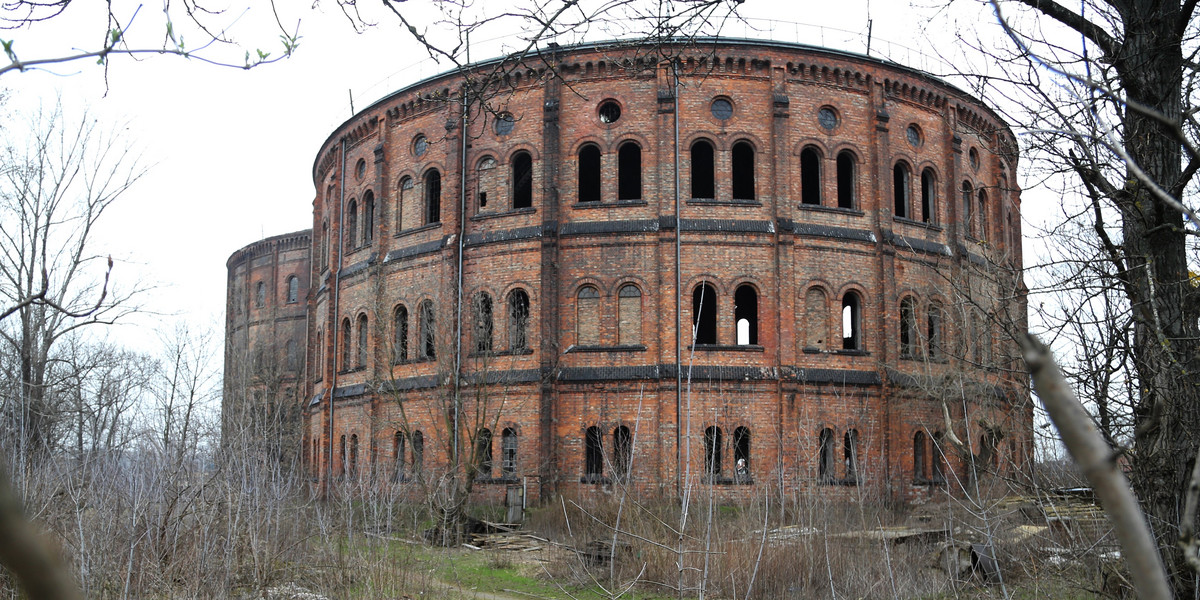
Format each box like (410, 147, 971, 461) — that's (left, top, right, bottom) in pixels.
(419, 300, 436, 359)
(913, 431, 927, 482)
(363, 190, 375, 245)
(512, 151, 533, 209)
(921, 168, 936, 223)
(842, 293, 861, 350)
(598, 100, 621, 123)
(501, 428, 517, 477)
(578, 145, 601, 203)
(412, 430, 424, 473)
(339, 435, 347, 479)
(692, 283, 717, 345)
(585, 426, 604, 478)
(690, 140, 715, 199)
(474, 428, 493, 479)
(927, 303, 942, 360)
(837, 151, 855, 209)
(255, 281, 265, 308)
(844, 429, 859, 483)
(341, 318, 352, 370)
(478, 192, 488, 208)
(617, 142, 642, 200)
(425, 170, 442, 224)
(818, 428, 835, 482)
(613, 426, 632, 480)
(977, 189, 989, 239)
(961, 181, 974, 236)
(731, 141, 755, 200)
(800, 147, 821, 205)
(508, 289, 529, 350)
(394, 305, 409, 362)
(733, 426, 750, 478)
(473, 292, 494, 353)
(349, 434, 360, 478)
(704, 426, 723, 476)
(734, 284, 758, 345)
(347, 200, 358, 249)
(393, 431, 406, 481)
(900, 297, 917, 358)
(893, 163, 910, 218)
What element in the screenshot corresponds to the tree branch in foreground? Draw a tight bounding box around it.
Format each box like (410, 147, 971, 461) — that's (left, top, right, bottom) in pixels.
(1021, 333, 1170, 599)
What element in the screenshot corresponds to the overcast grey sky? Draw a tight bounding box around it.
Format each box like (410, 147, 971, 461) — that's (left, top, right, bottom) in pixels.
(2, 0, 1004, 349)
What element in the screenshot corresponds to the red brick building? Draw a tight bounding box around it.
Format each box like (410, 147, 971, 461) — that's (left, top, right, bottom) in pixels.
(227, 39, 1030, 502)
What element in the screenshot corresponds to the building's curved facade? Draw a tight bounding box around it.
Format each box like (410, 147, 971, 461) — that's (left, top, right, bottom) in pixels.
(224, 230, 311, 463)
(229, 39, 1030, 502)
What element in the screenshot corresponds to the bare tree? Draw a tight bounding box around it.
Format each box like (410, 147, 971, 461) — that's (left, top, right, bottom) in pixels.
(0, 101, 146, 470)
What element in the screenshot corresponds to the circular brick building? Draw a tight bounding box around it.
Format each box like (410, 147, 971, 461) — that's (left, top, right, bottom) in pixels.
(230, 39, 1030, 502)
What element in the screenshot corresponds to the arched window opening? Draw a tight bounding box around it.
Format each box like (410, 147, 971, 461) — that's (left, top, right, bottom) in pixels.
(805, 287, 828, 351)
(356, 314, 368, 368)
(585, 426, 604, 480)
(577, 286, 600, 346)
(617, 142, 642, 201)
(393, 305, 409, 363)
(474, 428, 493, 479)
(412, 430, 425, 473)
(931, 431, 946, 484)
(692, 283, 718, 345)
(613, 426, 632, 480)
(921, 168, 936, 223)
(425, 170, 442, 224)
(286, 276, 299, 303)
(704, 426, 723, 476)
(927, 302, 943, 360)
(734, 284, 758, 345)
(961, 181, 974, 237)
(618, 285, 642, 345)
(893, 163, 910, 218)
(913, 431, 927, 482)
(473, 292, 494, 354)
(900, 296, 917, 359)
(690, 140, 715, 199)
(349, 434, 359, 478)
(800, 147, 821, 205)
(501, 428, 518, 477)
(321, 221, 329, 270)
(508, 289, 530, 351)
(844, 429, 860, 483)
(339, 434, 347, 479)
(419, 300, 436, 359)
(577, 145, 601, 203)
(818, 428, 835, 482)
(841, 292, 861, 350)
(836, 151, 856, 209)
(731, 141, 755, 200)
(346, 199, 358, 249)
(341, 318, 352, 370)
(733, 426, 750, 479)
(362, 190, 375, 245)
(393, 431, 406, 481)
(977, 189, 989, 240)
(512, 151, 533, 209)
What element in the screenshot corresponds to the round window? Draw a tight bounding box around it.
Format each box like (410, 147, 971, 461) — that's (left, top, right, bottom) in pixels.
(598, 100, 622, 124)
(710, 98, 734, 120)
(906, 124, 922, 148)
(355, 159, 367, 180)
(818, 107, 838, 130)
(413, 135, 428, 157)
(494, 112, 515, 136)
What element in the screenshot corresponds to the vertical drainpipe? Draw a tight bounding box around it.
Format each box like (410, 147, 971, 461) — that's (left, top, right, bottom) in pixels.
(672, 58, 682, 498)
(453, 86, 469, 469)
(327, 138, 346, 494)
